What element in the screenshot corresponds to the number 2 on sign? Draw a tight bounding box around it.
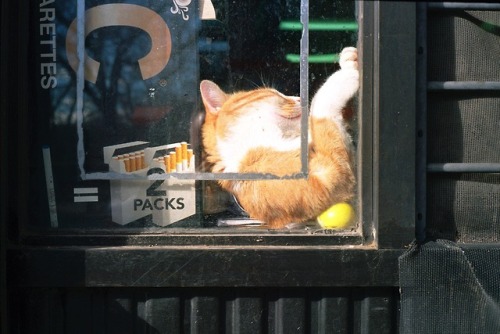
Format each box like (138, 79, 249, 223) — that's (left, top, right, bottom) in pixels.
(146, 168, 166, 196)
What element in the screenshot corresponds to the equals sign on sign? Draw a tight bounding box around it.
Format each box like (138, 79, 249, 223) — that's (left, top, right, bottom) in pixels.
(74, 187, 99, 203)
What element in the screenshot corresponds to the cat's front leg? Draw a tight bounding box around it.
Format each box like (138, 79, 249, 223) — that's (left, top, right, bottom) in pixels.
(310, 47, 359, 121)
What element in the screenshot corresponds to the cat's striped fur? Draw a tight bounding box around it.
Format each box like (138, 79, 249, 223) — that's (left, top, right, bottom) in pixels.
(200, 47, 359, 228)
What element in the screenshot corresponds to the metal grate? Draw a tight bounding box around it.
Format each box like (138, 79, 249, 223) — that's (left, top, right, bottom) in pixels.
(9, 287, 400, 334)
(417, 2, 500, 242)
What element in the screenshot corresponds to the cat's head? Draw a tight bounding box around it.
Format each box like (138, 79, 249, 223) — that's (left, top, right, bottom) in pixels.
(200, 80, 302, 172)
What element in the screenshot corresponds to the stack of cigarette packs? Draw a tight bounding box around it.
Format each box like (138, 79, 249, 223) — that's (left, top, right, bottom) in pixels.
(103, 141, 196, 226)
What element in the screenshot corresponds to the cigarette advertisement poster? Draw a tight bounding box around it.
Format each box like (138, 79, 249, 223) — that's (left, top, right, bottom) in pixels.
(31, 0, 200, 229)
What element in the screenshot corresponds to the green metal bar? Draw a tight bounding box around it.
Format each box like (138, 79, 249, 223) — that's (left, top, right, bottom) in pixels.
(286, 53, 340, 63)
(279, 20, 358, 31)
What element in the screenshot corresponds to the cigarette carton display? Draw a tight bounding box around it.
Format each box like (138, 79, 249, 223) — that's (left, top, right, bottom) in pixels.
(103, 141, 196, 226)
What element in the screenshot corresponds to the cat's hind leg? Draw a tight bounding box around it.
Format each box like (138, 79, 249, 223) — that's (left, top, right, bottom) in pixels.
(306, 48, 358, 201)
(309, 47, 359, 122)
(339, 46, 358, 70)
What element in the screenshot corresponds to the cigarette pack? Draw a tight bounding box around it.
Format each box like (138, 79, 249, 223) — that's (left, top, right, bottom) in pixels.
(103, 141, 196, 226)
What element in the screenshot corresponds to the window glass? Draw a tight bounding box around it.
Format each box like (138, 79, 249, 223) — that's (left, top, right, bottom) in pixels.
(29, 0, 358, 232)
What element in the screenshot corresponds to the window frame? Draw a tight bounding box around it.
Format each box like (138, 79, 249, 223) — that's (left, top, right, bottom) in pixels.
(2, 1, 416, 287)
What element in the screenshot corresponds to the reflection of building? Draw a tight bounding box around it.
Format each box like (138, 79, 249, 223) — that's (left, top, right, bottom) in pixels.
(28, 1, 201, 228)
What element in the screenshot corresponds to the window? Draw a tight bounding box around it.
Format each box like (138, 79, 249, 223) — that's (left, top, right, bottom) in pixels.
(3, 4, 417, 315)
(13, 0, 389, 246)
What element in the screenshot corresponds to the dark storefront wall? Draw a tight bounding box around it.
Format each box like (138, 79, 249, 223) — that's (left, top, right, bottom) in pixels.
(1, 1, 419, 333)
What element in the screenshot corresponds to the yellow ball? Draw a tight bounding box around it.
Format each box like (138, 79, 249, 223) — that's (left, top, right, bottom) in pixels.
(317, 203, 355, 229)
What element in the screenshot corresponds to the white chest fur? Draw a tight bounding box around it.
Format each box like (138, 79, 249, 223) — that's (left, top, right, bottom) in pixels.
(216, 101, 303, 173)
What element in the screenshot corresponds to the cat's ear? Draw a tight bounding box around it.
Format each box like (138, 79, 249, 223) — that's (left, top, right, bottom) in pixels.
(200, 80, 227, 115)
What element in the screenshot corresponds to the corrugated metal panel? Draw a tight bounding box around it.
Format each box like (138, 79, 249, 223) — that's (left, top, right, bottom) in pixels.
(9, 287, 399, 334)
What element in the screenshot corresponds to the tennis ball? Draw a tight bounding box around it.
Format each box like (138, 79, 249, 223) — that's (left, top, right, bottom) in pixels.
(317, 203, 355, 229)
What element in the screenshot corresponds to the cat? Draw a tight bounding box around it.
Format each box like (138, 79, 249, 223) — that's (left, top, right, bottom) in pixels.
(200, 47, 359, 229)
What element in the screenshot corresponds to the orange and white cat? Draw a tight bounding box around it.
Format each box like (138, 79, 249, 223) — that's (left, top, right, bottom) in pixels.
(200, 47, 359, 228)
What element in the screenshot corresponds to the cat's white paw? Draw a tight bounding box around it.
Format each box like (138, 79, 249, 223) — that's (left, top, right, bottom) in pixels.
(339, 47, 358, 70)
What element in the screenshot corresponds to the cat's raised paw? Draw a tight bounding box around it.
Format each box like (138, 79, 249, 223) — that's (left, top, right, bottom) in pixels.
(339, 47, 358, 70)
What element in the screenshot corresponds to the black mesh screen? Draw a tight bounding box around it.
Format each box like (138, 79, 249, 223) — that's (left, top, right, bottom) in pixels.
(427, 11, 500, 82)
(401, 7, 500, 332)
(400, 240, 500, 334)
(428, 93, 500, 164)
(425, 9, 500, 243)
(427, 173, 500, 242)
